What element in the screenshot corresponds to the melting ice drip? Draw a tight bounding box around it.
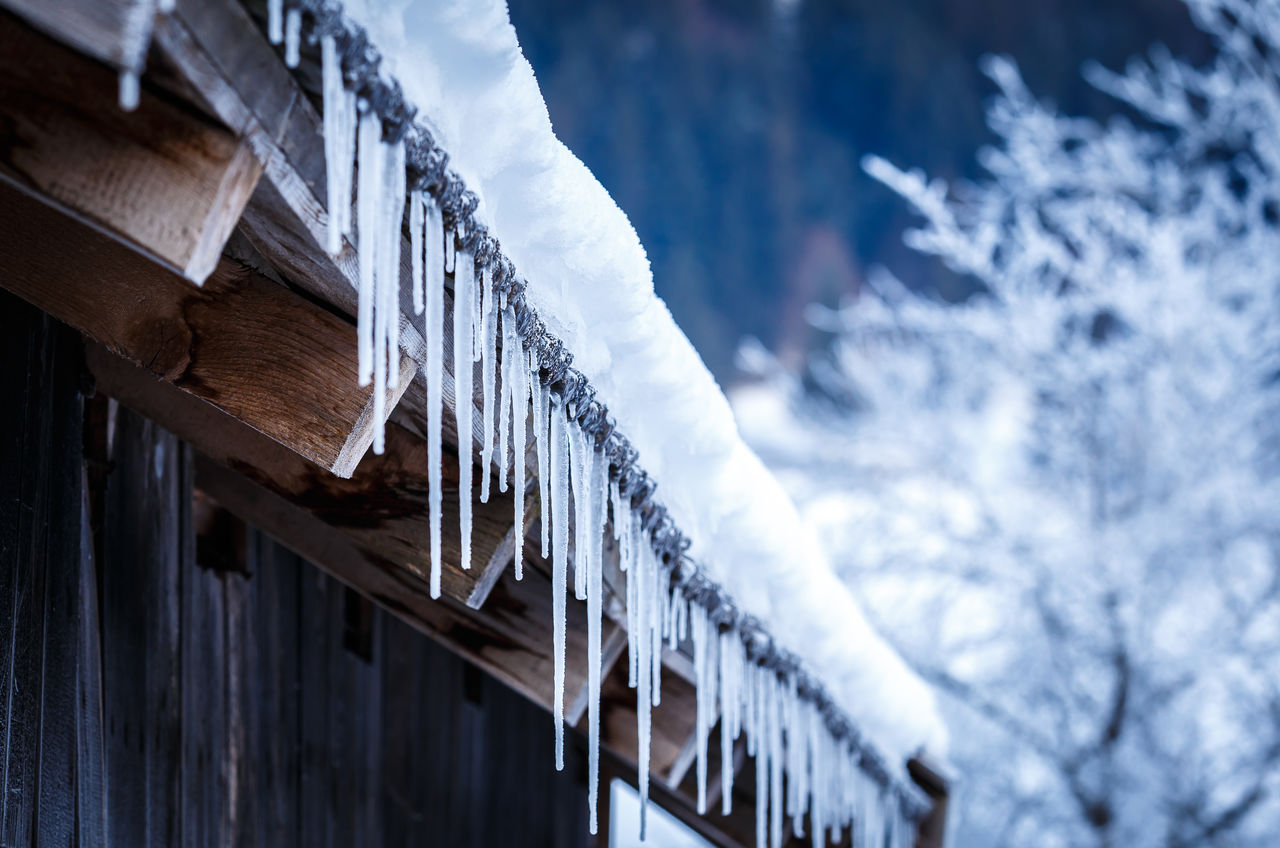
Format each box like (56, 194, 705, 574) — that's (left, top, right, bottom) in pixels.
(310, 20, 919, 848)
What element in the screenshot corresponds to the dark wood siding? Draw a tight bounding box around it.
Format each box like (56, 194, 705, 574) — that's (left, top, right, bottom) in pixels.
(0, 291, 590, 848)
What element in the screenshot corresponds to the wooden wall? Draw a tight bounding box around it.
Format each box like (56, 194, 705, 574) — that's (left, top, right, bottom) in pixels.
(0, 291, 591, 847)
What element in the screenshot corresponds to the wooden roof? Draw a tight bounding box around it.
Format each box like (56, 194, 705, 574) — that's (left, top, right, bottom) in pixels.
(0, 1, 948, 845)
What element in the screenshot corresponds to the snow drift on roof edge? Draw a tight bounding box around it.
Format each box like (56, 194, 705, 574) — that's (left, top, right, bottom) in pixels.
(344, 0, 947, 766)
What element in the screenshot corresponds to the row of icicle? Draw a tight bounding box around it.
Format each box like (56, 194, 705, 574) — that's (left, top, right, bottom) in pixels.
(290, 7, 920, 845)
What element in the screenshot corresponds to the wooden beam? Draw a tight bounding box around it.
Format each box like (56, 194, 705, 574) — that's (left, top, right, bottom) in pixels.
(908, 757, 950, 848)
(0, 180, 406, 478)
(0, 11, 263, 284)
(84, 342, 513, 606)
(152, 0, 490, 453)
(0, 0, 153, 76)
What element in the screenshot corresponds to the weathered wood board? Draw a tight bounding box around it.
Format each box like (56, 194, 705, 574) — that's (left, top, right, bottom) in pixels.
(0, 10, 262, 283)
(0, 178, 409, 477)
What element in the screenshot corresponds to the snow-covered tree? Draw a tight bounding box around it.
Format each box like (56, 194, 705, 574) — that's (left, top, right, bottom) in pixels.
(736, 2, 1280, 845)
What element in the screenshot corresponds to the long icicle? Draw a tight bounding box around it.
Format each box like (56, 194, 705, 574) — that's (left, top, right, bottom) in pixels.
(585, 442, 603, 835)
(770, 674, 784, 848)
(454, 247, 475, 571)
(372, 139, 405, 455)
(693, 603, 709, 815)
(755, 665, 768, 848)
(356, 107, 382, 388)
(635, 512, 652, 840)
(425, 196, 445, 597)
(720, 628, 736, 816)
(479, 267, 498, 503)
(626, 506, 639, 688)
(370, 137, 391, 455)
(322, 35, 353, 257)
(535, 356, 552, 557)
(651, 563, 663, 708)
(497, 305, 512, 495)
(502, 307, 526, 579)
(550, 397, 570, 771)
(569, 421, 590, 602)
(410, 190, 424, 314)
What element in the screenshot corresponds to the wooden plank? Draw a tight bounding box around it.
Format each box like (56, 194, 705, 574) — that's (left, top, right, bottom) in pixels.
(908, 757, 950, 848)
(76, 472, 110, 848)
(0, 179, 412, 478)
(0, 294, 85, 845)
(101, 408, 187, 847)
(0, 11, 263, 284)
(0, 0, 154, 74)
(180, 444, 229, 848)
(152, 0, 492, 454)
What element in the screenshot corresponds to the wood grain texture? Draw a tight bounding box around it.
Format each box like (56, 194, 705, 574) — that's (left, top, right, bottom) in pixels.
(152, 0, 493, 457)
(0, 180, 410, 477)
(0, 11, 262, 283)
(0, 0, 153, 72)
(0, 295, 84, 845)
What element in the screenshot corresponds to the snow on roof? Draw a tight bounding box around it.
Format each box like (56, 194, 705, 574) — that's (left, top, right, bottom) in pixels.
(341, 0, 947, 769)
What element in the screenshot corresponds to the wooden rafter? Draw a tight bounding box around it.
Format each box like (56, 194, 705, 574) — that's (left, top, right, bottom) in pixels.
(0, 10, 263, 284)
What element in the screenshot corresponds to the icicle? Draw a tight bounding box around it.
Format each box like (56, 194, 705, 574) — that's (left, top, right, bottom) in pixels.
(356, 108, 381, 387)
(118, 70, 140, 112)
(720, 629, 737, 816)
(591, 443, 609, 582)
(508, 316, 527, 580)
(534, 365, 552, 557)
(677, 593, 689, 644)
(586, 443, 603, 836)
(769, 676, 784, 848)
(479, 267, 498, 503)
(472, 259, 484, 363)
(454, 248, 476, 571)
(626, 514, 641, 689)
(387, 166, 405, 389)
(322, 36, 355, 257)
(284, 8, 302, 68)
(569, 423, 590, 602)
(158, 0, 175, 13)
(372, 139, 405, 453)
(551, 401, 571, 771)
(635, 510, 653, 840)
(651, 563, 664, 708)
(497, 311, 512, 495)
(268, 0, 283, 44)
(410, 191, 425, 314)
(809, 706, 822, 847)
(425, 198, 445, 598)
(755, 666, 769, 848)
(791, 686, 809, 839)
(693, 604, 709, 815)
(610, 478, 624, 542)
